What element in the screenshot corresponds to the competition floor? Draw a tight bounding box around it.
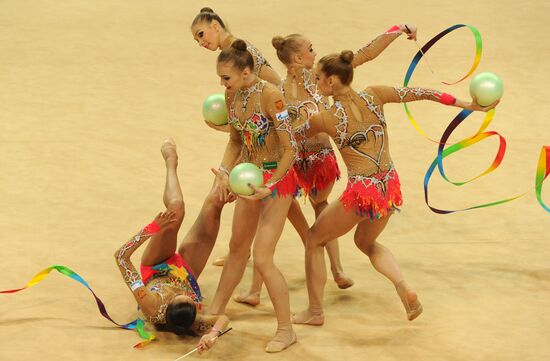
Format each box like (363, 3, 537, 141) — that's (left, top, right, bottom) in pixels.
(1, 1, 549, 360)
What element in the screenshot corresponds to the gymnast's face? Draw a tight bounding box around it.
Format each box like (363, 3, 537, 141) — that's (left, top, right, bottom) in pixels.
(296, 38, 316, 69)
(191, 21, 220, 51)
(314, 65, 333, 96)
(217, 62, 250, 91)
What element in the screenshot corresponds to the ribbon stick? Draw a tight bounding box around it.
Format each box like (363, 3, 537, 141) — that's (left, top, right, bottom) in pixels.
(173, 328, 233, 361)
(0, 265, 156, 348)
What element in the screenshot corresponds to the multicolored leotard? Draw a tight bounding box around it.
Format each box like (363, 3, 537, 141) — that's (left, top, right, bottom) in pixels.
(295, 85, 456, 218)
(223, 80, 298, 196)
(140, 253, 202, 324)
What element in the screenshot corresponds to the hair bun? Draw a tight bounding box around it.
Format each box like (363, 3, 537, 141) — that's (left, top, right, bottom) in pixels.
(200, 7, 214, 13)
(272, 36, 285, 50)
(339, 50, 354, 65)
(231, 39, 248, 52)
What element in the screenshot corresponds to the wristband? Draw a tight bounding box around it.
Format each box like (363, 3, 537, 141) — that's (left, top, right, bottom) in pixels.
(438, 93, 457, 106)
(218, 164, 230, 175)
(130, 280, 144, 291)
(386, 25, 401, 34)
(143, 221, 161, 235)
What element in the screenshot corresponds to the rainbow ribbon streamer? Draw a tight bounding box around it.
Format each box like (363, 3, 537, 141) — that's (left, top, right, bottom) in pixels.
(535, 146, 550, 212)
(0, 265, 156, 348)
(403, 24, 550, 213)
(404, 24, 482, 143)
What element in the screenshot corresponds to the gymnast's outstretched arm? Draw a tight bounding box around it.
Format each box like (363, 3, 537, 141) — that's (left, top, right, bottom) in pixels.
(368, 85, 499, 111)
(352, 24, 417, 68)
(113, 211, 175, 312)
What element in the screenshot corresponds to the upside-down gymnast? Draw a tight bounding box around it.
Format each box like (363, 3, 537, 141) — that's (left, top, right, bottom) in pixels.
(114, 139, 228, 353)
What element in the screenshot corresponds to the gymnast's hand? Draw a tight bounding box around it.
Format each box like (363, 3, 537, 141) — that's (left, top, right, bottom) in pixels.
(239, 183, 272, 200)
(152, 210, 176, 229)
(465, 96, 500, 112)
(197, 331, 218, 354)
(211, 168, 236, 203)
(400, 24, 417, 41)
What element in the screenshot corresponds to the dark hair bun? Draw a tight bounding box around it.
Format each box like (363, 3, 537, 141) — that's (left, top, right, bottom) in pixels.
(272, 36, 285, 50)
(231, 39, 248, 52)
(340, 50, 354, 65)
(200, 7, 214, 13)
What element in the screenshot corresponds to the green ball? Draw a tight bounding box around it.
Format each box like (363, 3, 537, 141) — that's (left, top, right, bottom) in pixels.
(202, 93, 228, 125)
(229, 163, 264, 196)
(469, 72, 504, 107)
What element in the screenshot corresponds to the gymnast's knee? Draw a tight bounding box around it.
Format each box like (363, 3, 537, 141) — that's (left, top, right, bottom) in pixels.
(252, 252, 273, 274)
(306, 227, 325, 249)
(166, 200, 185, 227)
(354, 234, 376, 256)
(227, 240, 250, 259)
(311, 199, 328, 213)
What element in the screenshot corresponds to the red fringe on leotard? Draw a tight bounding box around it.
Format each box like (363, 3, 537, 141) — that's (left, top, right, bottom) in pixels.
(339, 168, 403, 219)
(263, 167, 300, 198)
(294, 150, 341, 196)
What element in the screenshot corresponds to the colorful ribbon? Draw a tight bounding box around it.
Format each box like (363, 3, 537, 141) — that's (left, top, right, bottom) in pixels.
(535, 146, 550, 212)
(403, 24, 482, 143)
(403, 24, 550, 213)
(0, 265, 156, 348)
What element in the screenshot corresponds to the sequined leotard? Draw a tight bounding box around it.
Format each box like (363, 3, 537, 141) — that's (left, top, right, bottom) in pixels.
(140, 254, 202, 324)
(295, 85, 455, 218)
(222, 80, 298, 195)
(282, 26, 408, 195)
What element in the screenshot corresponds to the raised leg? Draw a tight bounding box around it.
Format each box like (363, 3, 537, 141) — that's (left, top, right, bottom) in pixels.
(141, 139, 185, 266)
(177, 177, 227, 278)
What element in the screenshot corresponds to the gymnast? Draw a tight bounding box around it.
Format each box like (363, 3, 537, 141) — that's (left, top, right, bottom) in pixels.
(114, 139, 228, 353)
(191, 7, 281, 86)
(206, 40, 299, 352)
(290, 51, 498, 325)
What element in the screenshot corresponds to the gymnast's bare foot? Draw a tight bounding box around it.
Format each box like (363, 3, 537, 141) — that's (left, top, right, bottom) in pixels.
(396, 281, 423, 321)
(161, 138, 178, 167)
(233, 291, 261, 306)
(265, 327, 297, 353)
(333, 271, 354, 289)
(291, 309, 324, 326)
